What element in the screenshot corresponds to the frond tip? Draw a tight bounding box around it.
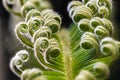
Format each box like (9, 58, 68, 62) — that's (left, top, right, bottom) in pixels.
(75, 70, 96, 80)
(93, 62, 110, 78)
(10, 50, 29, 77)
(100, 37, 119, 56)
(80, 32, 98, 50)
(21, 68, 47, 80)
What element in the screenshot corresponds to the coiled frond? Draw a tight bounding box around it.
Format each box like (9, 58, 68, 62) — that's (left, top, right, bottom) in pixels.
(34, 37, 63, 71)
(41, 9, 62, 24)
(102, 18, 113, 35)
(25, 9, 41, 21)
(75, 70, 96, 80)
(100, 37, 119, 56)
(67, 1, 83, 12)
(78, 19, 93, 32)
(33, 26, 52, 42)
(80, 32, 98, 50)
(90, 17, 104, 29)
(93, 62, 109, 78)
(44, 19, 60, 33)
(2, 0, 22, 16)
(21, 2, 36, 17)
(15, 22, 33, 48)
(46, 38, 61, 63)
(86, 0, 98, 14)
(98, 6, 110, 18)
(72, 6, 93, 23)
(28, 16, 44, 36)
(21, 68, 44, 80)
(10, 50, 29, 76)
(94, 26, 110, 39)
(97, 0, 112, 12)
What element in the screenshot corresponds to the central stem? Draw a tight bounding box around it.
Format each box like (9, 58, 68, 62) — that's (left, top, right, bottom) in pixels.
(58, 29, 73, 80)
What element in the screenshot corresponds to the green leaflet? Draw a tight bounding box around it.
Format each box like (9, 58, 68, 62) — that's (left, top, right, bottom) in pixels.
(3, 0, 120, 80)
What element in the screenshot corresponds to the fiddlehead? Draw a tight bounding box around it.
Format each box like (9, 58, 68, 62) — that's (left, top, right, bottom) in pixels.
(33, 26, 52, 42)
(78, 19, 93, 32)
(93, 62, 109, 78)
(80, 32, 98, 50)
(25, 9, 41, 21)
(67, 1, 83, 13)
(10, 50, 29, 77)
(21, 68, 45, 80)
(75, 70, 96, 80)
(21, 2, 36, 17)
(34, 37, 62, 71)
(27, 16, 44, 36)
(46, 38, 61, 64)
(41, 9, 62, 33)
(94, 26, 110, 40)
(86, 0, 98, 14)
(102, 18, 113, 35)
(2, 0, 51, 17)
(97, 0, 112, 12)
(90, 17, 104, 29)
(15, 22, 33, 48)
(98, 6, 110, 18)
(100, 37, 119, 56)
(2, 0, 22, 16)
(44, 19, 60, 33)
(72, 6, 93, 23)
(41, 9, 62, 24)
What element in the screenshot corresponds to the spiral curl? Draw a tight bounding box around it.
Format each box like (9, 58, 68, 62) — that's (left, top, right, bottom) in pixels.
(35, 37, 49, 51)
(21, 2, 36, 17)
(15, 22, 33, 47)
(41, 9, 62, 33)
(34, 37, 62, 70)
(44, 19, 60, 33)
(97, 0, 112, 12)
(25, 9, 41, 21)
(45, 38, 61, 63)
(102, 18, 113, 35)
(90, 17, 104, 29)
(94, 26, 109, 40)
(2, 0, 51, 17)
(67, 1, 83, 12)
(2, 0, 22, 16)
(41, 9, 61, 24)
(28, 16, 44, 36)
(80, 32, 98, 50)
(10, 50, 29, 77)
(75, 70, 96, 80)
(100, 37, 119, 56)
(72, 6, 93, 23)
(33, 26, 52, 42)
(93, 62, 109, 78)
(86, 0, 99, 14)
(78, 19, 93, 32)
(98, 6, 110, 18)
(21, 68, 46, 80)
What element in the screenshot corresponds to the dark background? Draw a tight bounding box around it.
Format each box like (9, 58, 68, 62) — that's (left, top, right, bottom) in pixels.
(0, 0, 120, 80)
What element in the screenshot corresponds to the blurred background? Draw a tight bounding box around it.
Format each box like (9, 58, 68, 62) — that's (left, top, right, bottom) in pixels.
(0, 0, 120, 80)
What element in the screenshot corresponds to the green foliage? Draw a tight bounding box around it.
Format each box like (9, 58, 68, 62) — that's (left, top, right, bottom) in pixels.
(3, 0, 120, 80)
